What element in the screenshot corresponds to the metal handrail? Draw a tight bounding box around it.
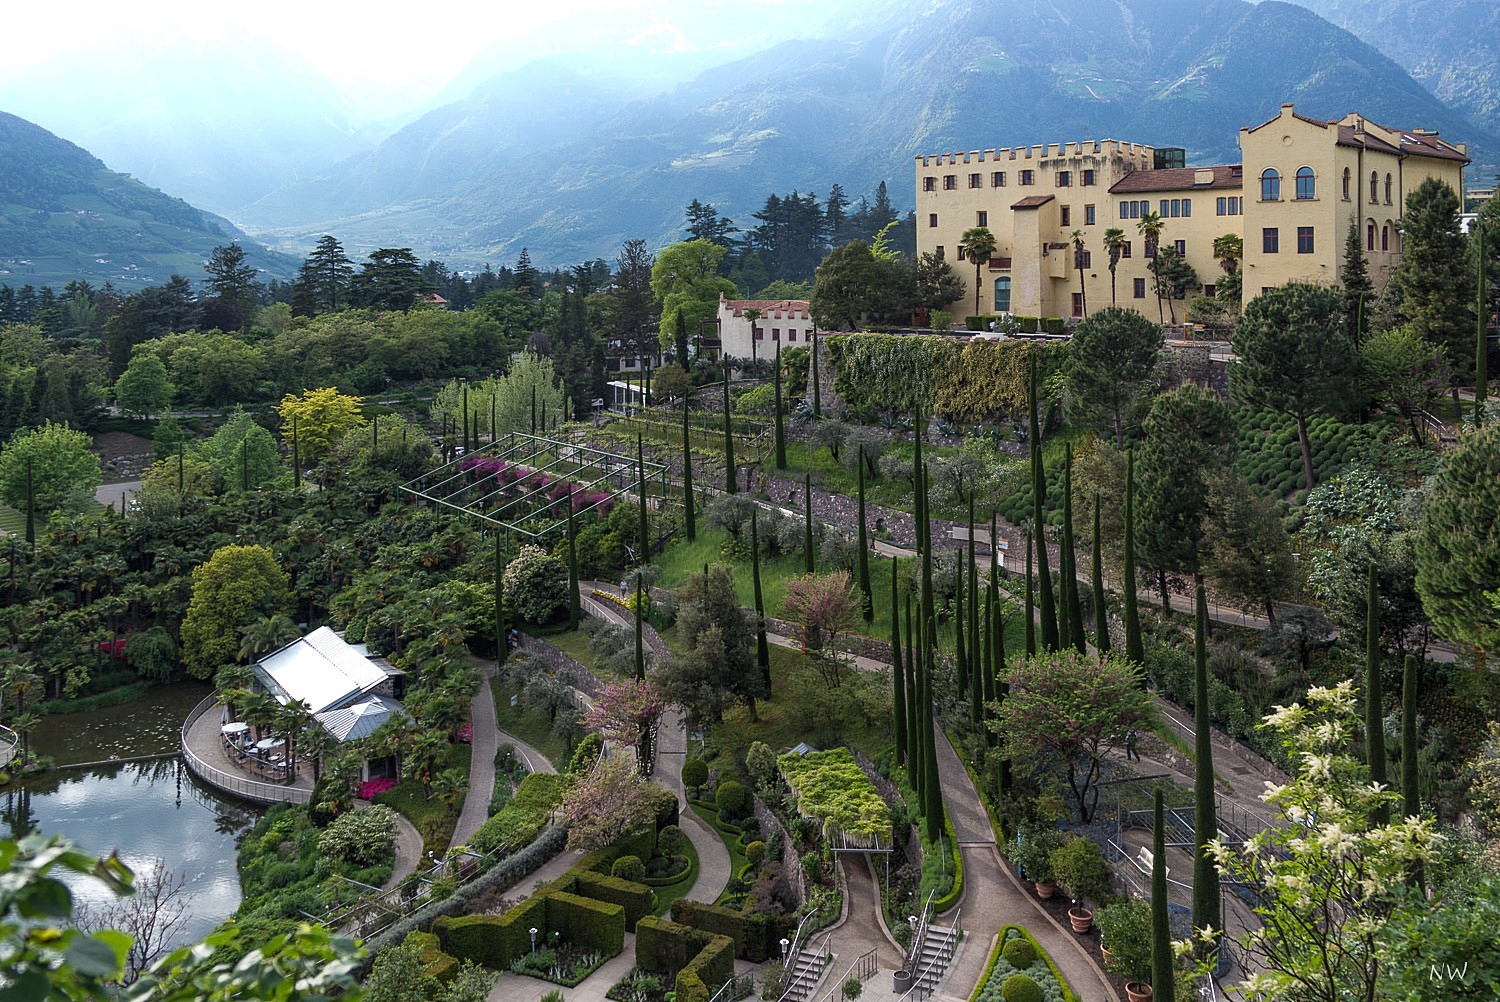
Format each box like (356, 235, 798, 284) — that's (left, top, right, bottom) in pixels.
(707, 972, 756, 1002)
(898, 907, 960, 1002)
(903, 888, 937, 972)
(813, 947, 878, 1002)
(179, 695, 311, 805)
(0, 723, 18, 769)
(775, 918, 833, 1002)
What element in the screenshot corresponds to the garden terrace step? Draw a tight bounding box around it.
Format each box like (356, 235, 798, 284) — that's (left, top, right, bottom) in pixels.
(783, 947, 830, 1002)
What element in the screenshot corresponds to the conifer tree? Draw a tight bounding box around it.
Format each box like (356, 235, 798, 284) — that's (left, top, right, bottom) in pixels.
(567, 505, 580, 629)
(774, 340, 787, 468)
(1341, 217, 1373, 343)
(681, 392, 696, 541)
(1477, 220, 1488, 426)
(1365, 565, 1388, 822)
(674, 307, 690, 369)
(972, 589, 987, 732)
(1024, 532, 1036, 657)
(968, 498, 979, 689)
(1029, 359, 1059, 649)
(1062, 444, 1086, 653)
(722, 360, 737, 493)
(1192, 585, 1221, 951)
(803, 474, 815, 573)
(811, 328, 822, 416)
(892, 557, 907, 765)
(292, 417, 301, 491)
(955, 563, 969, 698)
(857, 449, 872, 621)
(751, 510, 771, 691)
(1092, 502, 1110, 653)
(1402, 654, 1419, 820)
(634, 575, 645, 680)
(637, 435, 649, 562)
(494, 534, 507, 659)
(1123, 449, 1144, 664)
(923, 614, 942, 843)
(1152, 788, 1175, 999)
(905, 592, 919, 786)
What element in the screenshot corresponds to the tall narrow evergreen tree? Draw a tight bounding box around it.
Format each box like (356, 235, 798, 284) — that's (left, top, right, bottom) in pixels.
(1092, 502, 1110, 653)
(968, 498, 979, 689)
(1061, 444, 1086, 653)
(1192, 585, 1221, 952)
(803, 474, 815, 572)
(857, 449, 873, 620)
(774, 340, 787, 468)
(682, 392, 696, 541)
(955, 565, 969, 697)
(530, 385, 537, 434)
(637, 435, 649, 563)
(566, 505, 581, 629)
(972, 589, 987, 732)
(292, 417, 301, 490)
(1478, 220, 1488, 427)
(752, 511, 772, 691)
(634, 575, 645, 680)
(1024, 533, 1036, 657)
(24, 456, 35, 547)
(494, 534, 506, 660)
(911, 598, 925, 794)
(892, 558, 908, 766)
(462, 382, 470, 453)
(1402, 653, 1420, 818)
(723, 360, 737, 493)
(811, 327, 822, 416)
(1029, 359, 1059, 649)
(1366, 564, 1388, 823)
(1151, 788, 1175, 999)
(923, 614, 943, 843)
(1123, 449, 1144, 664)
(905, 592, 920, 786)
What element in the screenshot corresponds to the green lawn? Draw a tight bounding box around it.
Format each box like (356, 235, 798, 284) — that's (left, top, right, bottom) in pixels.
(0, 504, 25, 534)
(541, 628, 598, 670)
(490, 676, 575, 768)
(371, 743, 471, 857)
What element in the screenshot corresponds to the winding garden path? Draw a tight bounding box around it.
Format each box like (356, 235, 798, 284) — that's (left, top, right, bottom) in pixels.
(450, 659, 503, 850)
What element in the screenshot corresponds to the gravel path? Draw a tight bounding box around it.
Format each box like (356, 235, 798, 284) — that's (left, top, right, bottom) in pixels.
(449, 660, 502, 850)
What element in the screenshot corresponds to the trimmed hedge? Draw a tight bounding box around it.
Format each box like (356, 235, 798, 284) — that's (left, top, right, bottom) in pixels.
(968, 926, 1077, 1002)
(933, 808, 965, 914)
(548, 890, 626, 957)
(678, 932, 735, 1002)
(672, 899, 778, 962)
(469, 772, 571, 857)
(409, 931, 460, 984)
(574, 870, 655, 927)
(433, 893, 544, 969)
(636, 915, 734, 1002)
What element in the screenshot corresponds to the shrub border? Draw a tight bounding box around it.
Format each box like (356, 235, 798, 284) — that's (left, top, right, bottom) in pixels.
(968, 925, 1077, 1002)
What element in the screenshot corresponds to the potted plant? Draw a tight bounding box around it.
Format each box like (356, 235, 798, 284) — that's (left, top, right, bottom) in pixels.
(1095, 899, 1152, 999)
(1048, 836, 1113, 931)
(1005, 825, 1063, 898)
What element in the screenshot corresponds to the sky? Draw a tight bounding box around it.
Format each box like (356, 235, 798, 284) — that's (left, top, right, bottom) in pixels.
(1, 0, 840, 100)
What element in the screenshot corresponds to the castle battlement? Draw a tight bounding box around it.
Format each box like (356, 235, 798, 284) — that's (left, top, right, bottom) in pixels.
(915, 139, 1155, 168)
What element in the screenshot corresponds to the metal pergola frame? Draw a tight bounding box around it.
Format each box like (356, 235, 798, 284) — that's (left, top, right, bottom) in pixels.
(400, 431, 670, 544)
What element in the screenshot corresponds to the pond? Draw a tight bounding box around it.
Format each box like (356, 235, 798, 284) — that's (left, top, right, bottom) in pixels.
(3, 684, 262, 951)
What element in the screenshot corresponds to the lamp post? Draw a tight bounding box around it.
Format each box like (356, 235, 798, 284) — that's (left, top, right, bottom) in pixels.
(530, 927, 539, 954)
(780, 937, 790, 964)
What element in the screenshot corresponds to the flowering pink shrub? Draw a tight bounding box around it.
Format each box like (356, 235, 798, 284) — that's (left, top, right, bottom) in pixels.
(358, 777, 397, 801)
(456, 720, 474, 744)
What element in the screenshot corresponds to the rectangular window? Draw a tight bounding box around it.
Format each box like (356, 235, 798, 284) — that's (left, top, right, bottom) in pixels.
(1061, 206, 1071, 226)
(1085, 204, 1096, 226)
(1120, 241, 1132, 258)
(969, 173, 982, 189)
(1203, 284, 1216, 298)
(1079, 250, 1092, 268)
(1082, 169, 1096, 186)
(1181, 199, 1191, 217)
(923, 177, 936, 191)
(1020, 170, 1035, 185)
(1057, 171, 1072, 187)
(1130, 200, 1142, 219)
(1174, 239, 1186, 256)
(1160, 199, 1170, 217)
(929, 213, 938, 228)
(1297, 226, 1314, 254)
(1072, 292, 1084, 317)
(957, 246, 967, 261)
(757, 328, 767, 340)
(1133, 278, 1146, 299)
(1120, 202, 1131, 220)
(943, 174, 957, 190)
(1263, 227, 1279, 254)
(992, 171, 1006, 187)
(936, 246, 944, 259)
(788, 331, 797, 342)
(977, 210, 988, 227)
(1144, 242, 1156, 260)
(1216, 196, 1227, 215)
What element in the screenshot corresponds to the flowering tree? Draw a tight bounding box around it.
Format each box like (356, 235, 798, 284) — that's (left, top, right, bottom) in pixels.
(988, 650, 1153, 822)
(584, 677, 668, 776)
(779, 571, 861, 686)
(561, 752, 662, 851)
(1197, 681, 1441, 1002)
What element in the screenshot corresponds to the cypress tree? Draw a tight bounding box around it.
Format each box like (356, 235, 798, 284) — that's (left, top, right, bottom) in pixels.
(177, 443, 185, 497)
(972, 589, 987, 732)
(674, 307, 689, 369)
(1151, 788, 1175, 999)
(723, 360, 737, 493)
(494, 533, 506, 660)
(567, 505, 580, 629)
(530, 385, 537, 434)
(955, 564, 969, 698)
(752, 510, 771, 691)
(634, 574, 645, 680)
(811, 326, 822, 416)
(462, 381, 470, 453)
(803, 474, 815, 573)
(24, 456, 34, 547)
(1477, 220, 1488, 427)
(1092, 501, 1111, 653)
(968, 498, 979, 691)
(372, 414, 379, 455)
(1061, 444, 1086, 653)
(923, 614, 943, 844)
(1029, 359, 1059, 649)
(682, 392, 696, 541)
(1123, 449, 1144, 664)
(1365, 564, 1388, 823)
(905, 591, 920, 786)
(912, 600, 926, 797)
(1192, 585, 1221, 951)
(491, 396, 497, 443)
(637, 435, 649, 563)
(1024, 532, 1036, 657)
(857, 449, 872, 620)
(774, 339, 787, 468)
(892, 558, 907, 766)
(541, 400, 547, 434)
(1402, 654, 1420, 818)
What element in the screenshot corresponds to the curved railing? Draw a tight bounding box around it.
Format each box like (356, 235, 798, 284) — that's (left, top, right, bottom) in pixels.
(180, 695, 310, 805)
(0, 724, 18, 770)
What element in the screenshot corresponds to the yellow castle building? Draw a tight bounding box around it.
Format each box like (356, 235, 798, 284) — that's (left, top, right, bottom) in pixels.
(914, 104, 1469, 322)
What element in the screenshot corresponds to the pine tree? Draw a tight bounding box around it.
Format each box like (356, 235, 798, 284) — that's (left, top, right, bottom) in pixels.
(1341, 217, 1374, 343)
(682, 392, 696, 541)
(1192, 585, 1221, 952)
(752, 510, 771, 692)
(1151, 788, 1175, 999)
(1366, 564, 1388, 823)
(723, 360, 737, 494)
(892, 557, 907, 766)
(1392, 177, 1473, 374)
(857, 450, 872, 620)
(774, 340, 787, 468)
(1092, 502, 1111, 653)
(1123, 449, 1144, 664)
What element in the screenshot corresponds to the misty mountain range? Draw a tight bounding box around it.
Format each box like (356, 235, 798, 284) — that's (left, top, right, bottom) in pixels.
(1, 0, 1495, 287)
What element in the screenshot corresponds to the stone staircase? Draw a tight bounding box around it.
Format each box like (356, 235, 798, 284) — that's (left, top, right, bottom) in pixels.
(909, 919, 960, 997)
(783, 942, 831, 1002)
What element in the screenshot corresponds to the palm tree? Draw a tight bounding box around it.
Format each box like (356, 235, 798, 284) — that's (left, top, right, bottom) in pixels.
(1213, 233, 1243, 274)
(959, 227, 997, 318)
(742, 307, 762, 369)
(1102, 228, 1126, 305)
(1070, 229, 1088, 318)
(1137, 211, 1166, 323)
(403, 730, 450, 799)
(237, 614, 300, 664)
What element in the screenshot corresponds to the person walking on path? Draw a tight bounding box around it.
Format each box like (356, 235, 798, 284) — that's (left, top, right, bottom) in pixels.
(1125, 728, 1141, 762)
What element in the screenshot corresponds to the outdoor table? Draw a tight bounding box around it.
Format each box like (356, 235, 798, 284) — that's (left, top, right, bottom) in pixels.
(256, 738, 283, 751)
(221, 722, 249, 735)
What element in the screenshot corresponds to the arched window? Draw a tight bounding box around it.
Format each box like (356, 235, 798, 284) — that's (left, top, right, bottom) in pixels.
(1295, 166, 1316, 199)
(1367, 221, 1376, 251)
(993, 276, 1011, 314)
(1342, 167, 1351, 200)
(1261, 168, 1281, 201)
(1384, 173, 1393, 204)
(1370, 171, 1379, 202)
(1381, 225, 1389, 252)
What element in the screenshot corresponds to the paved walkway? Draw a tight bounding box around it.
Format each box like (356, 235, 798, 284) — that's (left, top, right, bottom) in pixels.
(450, 660, 502, 850)
(377, 807, 424, 891)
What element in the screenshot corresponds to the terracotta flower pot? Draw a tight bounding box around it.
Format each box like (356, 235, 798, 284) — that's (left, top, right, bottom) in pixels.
(1100, 944, 1114, 967)
(1068, 907, 1093, 933)
(1034, 880, 1057, 899)
(1125, 981, 1154, 1002)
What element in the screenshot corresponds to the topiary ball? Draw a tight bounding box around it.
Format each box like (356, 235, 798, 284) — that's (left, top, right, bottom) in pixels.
(681, 758, 709, 791)
(716, 780, 751, 820)
(745, 840, 766, 867)
(1001, 936, 1038, 970)
(611, 855, 646, 882)
(1000, 973, 1043, 1002)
